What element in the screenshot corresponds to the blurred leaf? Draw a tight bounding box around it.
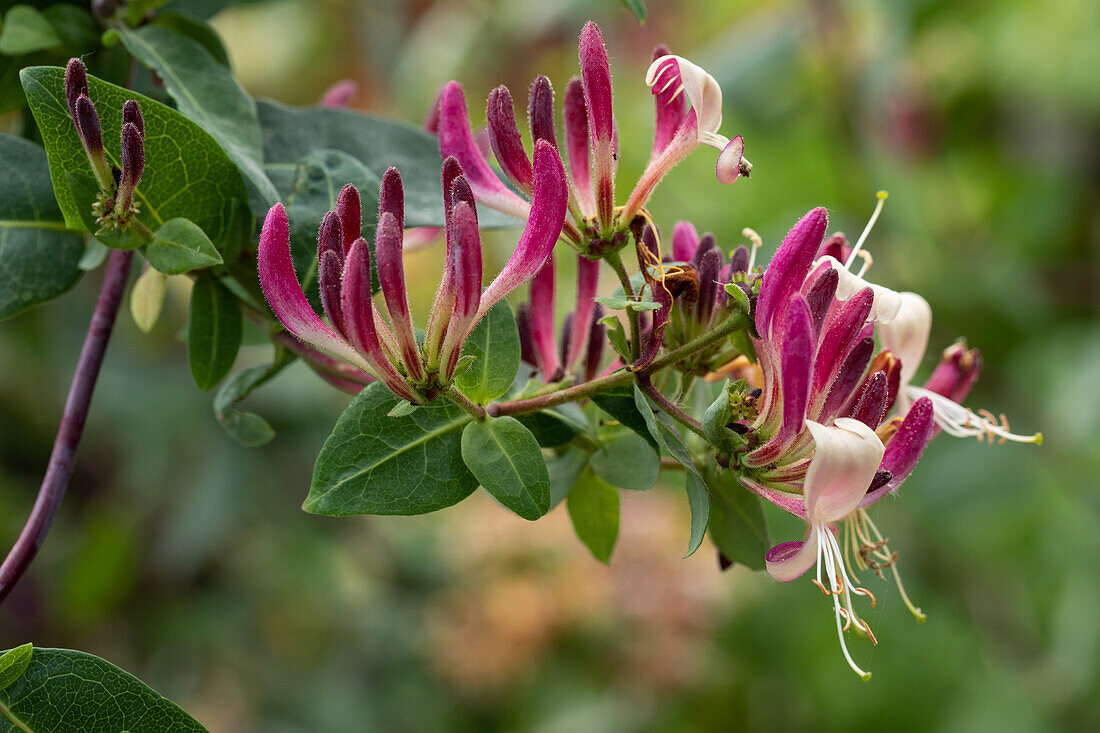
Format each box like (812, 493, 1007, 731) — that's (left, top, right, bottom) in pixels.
(152, 12, 230, 67)
(590, 427, 659, 490)
(633, 385, 710, 556)
(0, 648, 207, 731)
(706, 466, 769, 571)
(516, 405, 587, 448)
(594, 295, 662, 311)
(453, 301, 520, 404)
(461, 416, 550, 521)
(0, 5, 61, 55)
(187, 274, 241, 391)
(20, 65, 250, 252)
(213, 351, 293, 447)
(548, 446, 588, 508)
(40, 5, 98, 54)
(567, 466, 620, 563)
(0, 644, 32, 693)
(118, 24, 280, 207)
(592, 384, 658, 449)
(0, 133, 83, 320)
(147, 217, 223, 274)
(78, 239, 109, 271)
(306, 382, 477, 515)
(130, 265, 167, 333)
(257, 100, 515, 229)
(619, 0, 646, 23)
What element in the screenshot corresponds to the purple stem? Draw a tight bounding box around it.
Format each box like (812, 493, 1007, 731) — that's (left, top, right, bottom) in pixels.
(0, 249, 134, 605)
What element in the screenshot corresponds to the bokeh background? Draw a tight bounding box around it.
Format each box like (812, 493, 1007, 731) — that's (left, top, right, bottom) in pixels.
(2, 0, 1098, 730)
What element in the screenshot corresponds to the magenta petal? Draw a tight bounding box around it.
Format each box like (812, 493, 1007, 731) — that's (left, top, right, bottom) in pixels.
(740, 475, 808, 519)
(528, 75, 557, 147)
(565, 256, 599, 371)
(765, 536, 819, 583)
(375, 211, 423, 382)
(861, 396, 934, 507)
(563, 77, 594, 215)
(755, 207, 829, 338)
(318, 249, 345, 336)
(379, 168, 404, 231)
(528, 255, 562, 382)
(438, 81, 531, 220)
(335, 184, 361, 255)
(817, 233, 851, 262)
(487, 85, 534, 194)
(804, 267, 839, 336)
(318, 79, 357, 108)
(819, 336, 875, 421)
(317, 211, 343, 266)
(671, 221, 698, 262)
(439, 202, 484, 377)
(649, 46, 688, 157)
(811, 287, 873, 398)
(258, 204, 365, 368)
(477, 140, 568, 316)
(579, 21, 616, 227)
(849, 370, 888, 428)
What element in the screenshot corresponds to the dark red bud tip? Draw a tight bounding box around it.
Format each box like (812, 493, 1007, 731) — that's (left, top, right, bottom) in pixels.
(584, 303, 605, 382)
(335, 184, 361, 254)
(559, 314, 574, 365)
(380, 167, 405, 230)
(449, 174, 477, 217)
(74, 95, 103, 152)
(642, 223, 659, 260)
(652, 43, 672, 61)
(868, 470, 893, 493)
(729, 245, 750, 273)
(578, 21, 614, 142)
(319, 250, 346, 335)
(441, 155, 464, 214)
(123, 100, 144, 137)
(317, 211, 344, 265)
(487, 85, 534, 193)
(850, 370, 889, 428)
(693, 233, 717, 268)
(119, 122, 144, 189)
(528, 75, 557, 148)
(65, 59, 89, 123)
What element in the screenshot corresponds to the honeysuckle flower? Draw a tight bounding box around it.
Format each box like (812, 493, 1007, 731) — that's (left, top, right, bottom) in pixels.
(527, 255, 562, 382)
(879, 291, 1042, 444)
(258, 147, 567, 403)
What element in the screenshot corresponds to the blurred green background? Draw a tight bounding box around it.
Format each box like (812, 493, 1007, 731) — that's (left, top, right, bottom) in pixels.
(2, 0, 1098, 730)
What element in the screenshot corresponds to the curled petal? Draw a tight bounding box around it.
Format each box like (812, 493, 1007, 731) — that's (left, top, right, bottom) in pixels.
(716, 135, 744, 184)
(924, 342, 982, 403)
(739, 474, 808, 518)
(487, 85, 534, 194)
(756, 207, 828, 338)
(649, 44, 688, 157)
(766, 533, 821, 583)
(817, 256, 903, 323)
(862, 397, 934, 507)
(878, 291, 932, 387)
(644, 54, 723, 135)
(258, 204, 368, 369)
(803, 418, 885, 522)
(477, 140, 568, 317)
(438, 81, 531, 220)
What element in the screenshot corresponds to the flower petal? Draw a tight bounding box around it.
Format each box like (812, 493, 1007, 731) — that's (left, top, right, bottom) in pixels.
(528, 254, 561, 381)
(803, 417, 884, 522)
(715, 135, 743, 184)
(878, 291, 931, 387)
(649, 45, 688, 157)
(817, 256, 903, 323)
(766, 532, 821, 583)
(565, 256, 600, 371)
(645, 54, 723, 135)
(487, 85, 534, 194)
(861, 396, 934, 506)
(756, 207, 828, 338)
(563, 77, 594, 216)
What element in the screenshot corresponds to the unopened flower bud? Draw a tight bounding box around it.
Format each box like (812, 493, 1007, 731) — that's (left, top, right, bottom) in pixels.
(515, 303, 537, 367)
(487, 86, 533, 194)
(528, 255, 562, 382)
(584, 303, 606, 382)
(729, 244, 749, 273)
(64, 59, 88, 125)
(696, 247, 722, 324)
(319, 249, 346, 335)
(335, 184, 361, 254)
(804, 267, 839, 336)
(74, 94, 112, 190)
(579, 21, 615, 227)
(379, 167, 405, 231)
(692, 232, 716, 268)
(114, 121, 144, 216)
(563, 77, 593, 213)
(528, 75, 557, 148)
(850, 370, 888, 428)
(317, 211, 344, 266)
(559, 314, 573, 367)
(122, 99, 144, 137)
(671, 221, 698, 262)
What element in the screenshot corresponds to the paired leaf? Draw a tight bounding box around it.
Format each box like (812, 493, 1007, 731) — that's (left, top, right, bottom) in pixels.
(214, 350, 294, 447)
(453, 301, 520, 404)
(590, 427, 659, 491)
(117, 24, 280, 208)
(705, 467, 770, 571)
(0, 133, 83, 320)
(461, 417, 550, 521)
(307, 383, 477, 515)
(0, 647, 207, 731)
(20, 65, 250, 252)
(633, 385, 710, 556)
(187, 275, 241, 391)
(0, 6, 62, 55)
(567, 466, 620, 564)
(147, 217, 222, 274)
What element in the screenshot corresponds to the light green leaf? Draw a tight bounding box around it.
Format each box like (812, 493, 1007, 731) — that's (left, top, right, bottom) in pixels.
(594, 295, 662, 311)
(619, 0, 647, 23)
(387, 400, 418, 418)
(461, 416, 550, 521)
(213, 351, 293, 447)
(706, 467, 770, 571)
(117, 24, 280, 207)
(590, 427, 659, 491)
(130, 265, 167, 333)
(152, 13, 230, 67)
(187, 274, 241, 391)
(567, 466, 620, 564)
(0, 6, 62, 55)
(0, 134, 83, 320)
(0, 647, 207, 731)
(20, 65, 250, 253)
(0, 644, 32, 693)
(306, 383, 477, 515)
(78, 238, 109, 271)
(147, 217, 223, 274)
(548, 447, 588, 509)
(453, 300, 520, 404)
(633, 385, 710, 555)
(598, 315, 630, 361)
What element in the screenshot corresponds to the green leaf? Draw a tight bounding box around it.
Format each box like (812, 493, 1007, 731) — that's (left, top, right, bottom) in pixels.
(0, 6, 62, 55)
(0, 134, 83, 320)
(20, 65, 250, 252)
(0, 644, 32, 693)
(307, 383, 477, 515)
(0, 647, 207, 731)
(547, 447, 588, 509)
(592, 385, 658, 449)
(117, 24, 280, 208)
(594, 295, 662, 311)
(40, 5, 99, 55)
(598, 315, 630, 361)
(619, 0, 647, 23)
(453, 300, 520, 404)
(152, 13, 231, 67)
(590, 427, 659, 491)
(285, 149, 380, 306)
(706, 467, 770, 571)
(187, 274, 241, 391)
(130, 265, 167, 333)
(567, 466, 620, 563)
(258, 99, 514, 229)
(213, 350, 293, 447)
(633, 385, 710, 556)
(461, 416, 550, 521)
(516, 404, 589, 448)
(147, 217, 223, 274)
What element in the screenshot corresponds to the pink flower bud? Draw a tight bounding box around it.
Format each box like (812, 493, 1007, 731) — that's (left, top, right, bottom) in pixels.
(335, 184, 361, 255)
(528, 75, 557, 147)
(486, 86, 534, 194)
(528, 255, 562, 382)
(122, 99, 144, 137)
(563, 77, 594, 216)
(578, 21, 616, 228)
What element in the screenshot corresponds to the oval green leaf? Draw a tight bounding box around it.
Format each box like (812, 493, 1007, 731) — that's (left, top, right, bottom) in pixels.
(567, 466, 620, 564)
(187, 274, 242, 391)
(705, 467, 770, 571)
(453, 301, 520, 404)
(147, 217, 223, 274)
(590, 427, 659, 491)
(461, 416, 550, 521)
(0, 5, 62, 55)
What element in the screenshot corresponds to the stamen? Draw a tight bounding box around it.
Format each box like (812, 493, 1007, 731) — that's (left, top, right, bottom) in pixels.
(851, 585, 877, 608)
(844, 190, 888, 270)
(908, 386, 1042, 445)
(860, 509, 926, 623)
(742, 227, 763, 271)
(854, 250, 873, 278)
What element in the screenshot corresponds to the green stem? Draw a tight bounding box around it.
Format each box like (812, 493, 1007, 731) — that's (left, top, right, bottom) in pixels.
(604, 249, 641, 362)
(638, 374, 709, 441)
(445, 385, 487, 420)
